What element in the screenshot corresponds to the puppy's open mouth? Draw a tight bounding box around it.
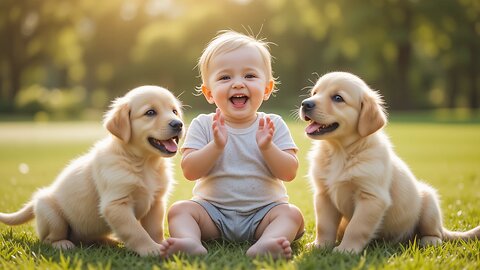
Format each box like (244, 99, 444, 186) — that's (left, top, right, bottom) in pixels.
(304, 117, 339, 135)
(230, 94, 248, 107)
(148, 136, 179, 154)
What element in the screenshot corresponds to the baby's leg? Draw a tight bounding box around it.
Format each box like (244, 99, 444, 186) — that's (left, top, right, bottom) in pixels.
(246, 204, 304, 259)
(161, 200, 220, 257)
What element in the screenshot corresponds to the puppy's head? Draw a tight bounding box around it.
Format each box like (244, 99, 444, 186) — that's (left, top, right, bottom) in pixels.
(103, 86, 185, 157)
(299, 72, 386, 143)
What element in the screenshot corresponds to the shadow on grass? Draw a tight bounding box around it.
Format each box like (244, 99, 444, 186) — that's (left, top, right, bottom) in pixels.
(1, 230, 290, 270)
(4, 229, 476, 270)
(1, 229, 162, 269)
(293, 240, 410, 270)
(0, 229, 407, 270)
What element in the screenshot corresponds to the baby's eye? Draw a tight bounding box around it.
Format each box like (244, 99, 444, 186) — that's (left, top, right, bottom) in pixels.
(245, 74, 257, 79)
(145, 109, 157, 116)
(218, 75, 230, 81)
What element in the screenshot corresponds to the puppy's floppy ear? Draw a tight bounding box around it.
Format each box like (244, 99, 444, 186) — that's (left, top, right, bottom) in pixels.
(358, 89, 387, 137)
(103, 98, 131, 142)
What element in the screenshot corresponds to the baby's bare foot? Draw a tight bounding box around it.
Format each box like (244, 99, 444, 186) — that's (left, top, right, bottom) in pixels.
(246, 237, 292, 259)
(160, 238, 207, 258)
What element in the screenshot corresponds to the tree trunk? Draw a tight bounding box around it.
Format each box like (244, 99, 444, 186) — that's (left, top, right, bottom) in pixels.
(393, 1, 413, 111)
(396, 42, 411, 110)
(447, 68, 458, 108)
(6, 55, 22, 105)
(468, 42, 479, 109)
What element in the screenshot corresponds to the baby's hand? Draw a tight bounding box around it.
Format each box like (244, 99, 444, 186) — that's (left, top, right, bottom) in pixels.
(213, 108, 227, 149)
(256, 116, 274, 150)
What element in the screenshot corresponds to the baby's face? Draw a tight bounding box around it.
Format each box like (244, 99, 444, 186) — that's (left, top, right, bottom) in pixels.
(202, 45, 273, 126)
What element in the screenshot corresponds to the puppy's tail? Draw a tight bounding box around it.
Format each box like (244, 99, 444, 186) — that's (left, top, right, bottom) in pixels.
(0, 201, 35, 225)
(443, 226, 480, 241)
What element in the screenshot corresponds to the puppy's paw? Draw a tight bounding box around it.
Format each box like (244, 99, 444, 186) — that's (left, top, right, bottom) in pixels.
(135, 243, 166, 257)
(307, 240, 334, 250)
(333, 244, 362, 254)
(52, 240, 76, 250)
(420, 236, 442, 247)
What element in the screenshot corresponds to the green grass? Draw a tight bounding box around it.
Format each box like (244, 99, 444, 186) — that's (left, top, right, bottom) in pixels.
(1, 120, 479, 269)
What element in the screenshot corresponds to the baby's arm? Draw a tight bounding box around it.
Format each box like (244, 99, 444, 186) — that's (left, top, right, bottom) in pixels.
(181, 145, 222, 180)
(256, 116, 298, 181)
(181, 109, 227, 180)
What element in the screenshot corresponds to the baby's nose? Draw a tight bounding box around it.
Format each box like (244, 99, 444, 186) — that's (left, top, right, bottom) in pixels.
(232, 79, 245, 88)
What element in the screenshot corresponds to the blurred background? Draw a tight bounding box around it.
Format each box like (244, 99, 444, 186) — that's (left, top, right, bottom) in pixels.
(1, 0, 479, 121)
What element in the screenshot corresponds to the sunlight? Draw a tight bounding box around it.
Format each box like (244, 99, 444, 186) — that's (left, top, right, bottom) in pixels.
(21, 11, 38, 36)
(231, 0, 253, 5)
(18, 163, 29, 175)
(119, 0, 183, 20)
(145, 0, 182, 18)
(120, 1, 138, 21)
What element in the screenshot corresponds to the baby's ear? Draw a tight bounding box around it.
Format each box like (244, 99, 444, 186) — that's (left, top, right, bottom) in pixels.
(201, 85, 215, 104)
(263, 80, 274, 100)
(104, 99, 131, 142)
(357, 89, 387, 137)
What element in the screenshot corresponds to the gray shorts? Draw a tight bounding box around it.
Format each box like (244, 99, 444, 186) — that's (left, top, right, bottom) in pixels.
(192, 199, 286, 242)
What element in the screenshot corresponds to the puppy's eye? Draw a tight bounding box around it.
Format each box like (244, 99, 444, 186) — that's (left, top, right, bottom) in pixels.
(311, 91, 317, 96)
(332, 95, 344, 103)
(172, 109, 178, 115)
(145, 109, 157, 116)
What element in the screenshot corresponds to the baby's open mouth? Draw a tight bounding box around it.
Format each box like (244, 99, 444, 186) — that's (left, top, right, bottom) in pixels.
(148, 136, 179, 154)
(230, 94, 248, 106)
(305, 121, 339, 135)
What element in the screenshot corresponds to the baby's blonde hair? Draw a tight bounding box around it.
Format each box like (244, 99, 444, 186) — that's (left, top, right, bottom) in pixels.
(197, 30, 277, 93)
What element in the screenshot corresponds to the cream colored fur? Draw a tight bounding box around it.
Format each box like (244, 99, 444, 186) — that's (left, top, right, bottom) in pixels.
(0, 86, 184, 257)
(299, 72, 480, 254)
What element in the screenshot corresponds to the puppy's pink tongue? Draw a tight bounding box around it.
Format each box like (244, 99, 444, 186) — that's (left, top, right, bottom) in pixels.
(306, 122, 321, 133)
(162, 139, 178, 152)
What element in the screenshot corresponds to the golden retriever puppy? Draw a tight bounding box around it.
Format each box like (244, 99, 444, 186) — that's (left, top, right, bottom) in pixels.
(299, 72, 480, 254)
(0, 86, 184, 257)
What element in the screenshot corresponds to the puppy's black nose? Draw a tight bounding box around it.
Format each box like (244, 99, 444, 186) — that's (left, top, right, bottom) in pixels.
(169, 120, 183, 131)
(301, 100, 316, 111)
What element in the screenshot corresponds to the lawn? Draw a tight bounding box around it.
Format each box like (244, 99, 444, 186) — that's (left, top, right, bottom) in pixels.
(0, 118, 479, 269)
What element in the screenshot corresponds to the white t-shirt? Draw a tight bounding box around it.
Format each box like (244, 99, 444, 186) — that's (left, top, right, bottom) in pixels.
(181, 112, 298, 212)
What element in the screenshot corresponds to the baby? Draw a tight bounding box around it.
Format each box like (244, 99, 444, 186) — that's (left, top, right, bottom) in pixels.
(161, 31, 304, 259)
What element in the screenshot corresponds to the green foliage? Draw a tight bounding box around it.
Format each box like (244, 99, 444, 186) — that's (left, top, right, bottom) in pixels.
(14, 85, 87, 120)
(0, 0, 479, 114)
(0, 118, 479, 269)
